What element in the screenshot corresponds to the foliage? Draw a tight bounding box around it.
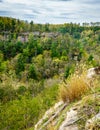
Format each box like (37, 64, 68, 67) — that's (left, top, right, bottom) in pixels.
(64, 64, 75, 78)
(0, 16, 100, 130)
(0, 84, 59, 130)
(28, 64, 37, 79)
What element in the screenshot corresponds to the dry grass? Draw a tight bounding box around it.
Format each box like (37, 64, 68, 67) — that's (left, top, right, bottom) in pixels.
(87, 120, 100, 130)
(47, 123, 56, 130)
(60, 73, 90, 102)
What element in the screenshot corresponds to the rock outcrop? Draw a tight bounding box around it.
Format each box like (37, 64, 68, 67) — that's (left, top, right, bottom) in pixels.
(59, 107, 79, 130)
(87, 66, 100, 79)
(35, 101, 67, 130)
(34, 94, 100, 130)
(34, 67, 100, 130)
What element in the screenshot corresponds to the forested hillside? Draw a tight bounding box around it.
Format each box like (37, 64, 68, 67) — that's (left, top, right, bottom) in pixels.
(0, 17, 100, 130)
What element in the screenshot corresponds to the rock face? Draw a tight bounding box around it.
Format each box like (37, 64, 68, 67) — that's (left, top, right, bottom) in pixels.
(87, 66, 100, 79)
(60, 125, 78, 130)
(34, 101, 66, 130)
(34, 94, 100, 130)
(59, 107, 79, 130)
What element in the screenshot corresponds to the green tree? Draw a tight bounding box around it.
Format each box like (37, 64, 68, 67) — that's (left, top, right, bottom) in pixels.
(28, 64, 37, 79)
(15, 54, 25, 75)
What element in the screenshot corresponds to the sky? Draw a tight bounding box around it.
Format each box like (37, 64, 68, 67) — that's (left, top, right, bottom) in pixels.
(0, 0, 100, 24)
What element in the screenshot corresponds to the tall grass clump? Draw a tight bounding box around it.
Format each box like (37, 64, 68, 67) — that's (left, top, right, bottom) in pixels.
(60, 65, 90, 102)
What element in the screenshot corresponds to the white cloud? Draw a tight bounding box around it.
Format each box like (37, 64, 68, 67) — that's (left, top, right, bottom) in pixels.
(0, 0, 100, 23)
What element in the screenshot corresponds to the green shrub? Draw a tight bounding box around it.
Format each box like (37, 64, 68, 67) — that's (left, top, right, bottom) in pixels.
(0, 84, 59, 130)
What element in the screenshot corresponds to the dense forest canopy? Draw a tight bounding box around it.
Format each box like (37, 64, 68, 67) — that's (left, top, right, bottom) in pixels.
(0, 16, 100, 130)
(0, 16, 100, 33)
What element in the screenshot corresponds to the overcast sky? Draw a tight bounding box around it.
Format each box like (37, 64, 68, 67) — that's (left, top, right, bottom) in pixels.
(0, 0, 100, 24)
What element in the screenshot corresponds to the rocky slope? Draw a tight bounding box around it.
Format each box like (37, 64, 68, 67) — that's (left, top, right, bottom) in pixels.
(34, 69, 100, 130)
(34, 93, 100, 130)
